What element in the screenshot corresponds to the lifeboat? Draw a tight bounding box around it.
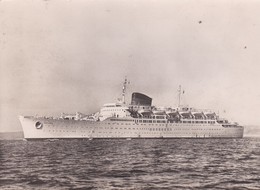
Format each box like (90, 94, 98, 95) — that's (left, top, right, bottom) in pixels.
(179, 111, 193, 119)
(166, 110, 179, 117)
(152, 109, 166, 115)
(138, 109, 152, 117)
(192, 112, 205, 119)
(204, 112, 217, 120)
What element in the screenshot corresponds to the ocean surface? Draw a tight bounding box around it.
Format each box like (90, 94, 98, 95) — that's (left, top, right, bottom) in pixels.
(0, 138, 259, 190)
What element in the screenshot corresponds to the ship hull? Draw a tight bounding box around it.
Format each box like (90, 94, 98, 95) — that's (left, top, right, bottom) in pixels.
(19, 116, 244, 140)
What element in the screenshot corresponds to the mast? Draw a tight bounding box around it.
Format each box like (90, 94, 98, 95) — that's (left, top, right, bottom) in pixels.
(178, 85, 181, 107)
(122, 77, 128, 104)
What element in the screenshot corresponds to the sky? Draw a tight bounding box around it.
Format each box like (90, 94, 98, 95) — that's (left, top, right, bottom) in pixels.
(1, 0, 260, 133)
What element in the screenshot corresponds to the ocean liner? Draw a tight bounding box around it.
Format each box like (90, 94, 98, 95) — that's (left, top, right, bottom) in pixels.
(19, 78, 244, 140)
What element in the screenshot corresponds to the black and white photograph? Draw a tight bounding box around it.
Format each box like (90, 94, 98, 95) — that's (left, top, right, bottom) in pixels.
(0, 0, 259, 189)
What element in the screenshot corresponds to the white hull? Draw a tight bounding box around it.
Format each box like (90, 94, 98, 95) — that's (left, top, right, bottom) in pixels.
(19, 116, 244, 140)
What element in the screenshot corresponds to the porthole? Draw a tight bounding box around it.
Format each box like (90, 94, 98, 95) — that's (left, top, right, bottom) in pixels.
(35, 121, 43, 129)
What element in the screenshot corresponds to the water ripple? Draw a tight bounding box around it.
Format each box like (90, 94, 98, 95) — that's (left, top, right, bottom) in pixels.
(0, 138, 259, 189)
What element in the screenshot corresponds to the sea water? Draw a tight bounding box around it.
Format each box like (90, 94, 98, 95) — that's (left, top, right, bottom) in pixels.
(0, 138, 259, 189)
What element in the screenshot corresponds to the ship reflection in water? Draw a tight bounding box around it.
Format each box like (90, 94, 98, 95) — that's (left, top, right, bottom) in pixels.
(0, 138, 259, 189)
